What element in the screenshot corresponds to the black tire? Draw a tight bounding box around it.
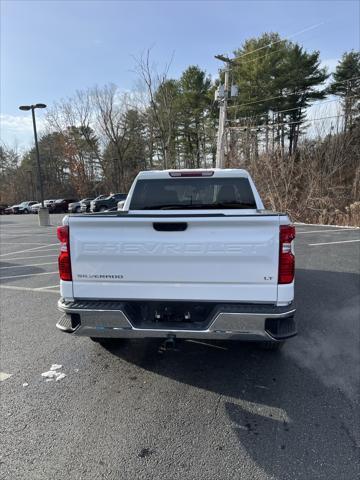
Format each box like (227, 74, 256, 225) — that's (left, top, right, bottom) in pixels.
(99, 206, 107, 212)
(257, 341, 285, 351)
(75, 206, 81, 213)
(23, 208, 29, 214)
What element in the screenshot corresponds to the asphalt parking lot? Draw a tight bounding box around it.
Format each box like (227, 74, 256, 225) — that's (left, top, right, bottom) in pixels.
(0, 214, 359, 480)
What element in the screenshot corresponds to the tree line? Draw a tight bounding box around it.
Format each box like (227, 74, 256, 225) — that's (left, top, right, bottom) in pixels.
(1, 34, 359, 224)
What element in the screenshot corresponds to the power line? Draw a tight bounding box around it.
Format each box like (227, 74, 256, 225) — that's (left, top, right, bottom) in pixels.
(226, 76, 360, 110)
(232, 22, 324, 62)
(228, 114, 345, 132)
(227, 95, 359, 122)
(240, 45, 287, 65)
(229, 91, 307, 108)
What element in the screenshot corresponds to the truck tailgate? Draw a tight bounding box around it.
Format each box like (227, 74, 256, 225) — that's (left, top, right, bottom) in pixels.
(68, 214, 280, 302)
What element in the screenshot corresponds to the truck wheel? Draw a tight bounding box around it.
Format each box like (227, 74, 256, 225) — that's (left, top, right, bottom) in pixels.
(258, 341, 284, 351)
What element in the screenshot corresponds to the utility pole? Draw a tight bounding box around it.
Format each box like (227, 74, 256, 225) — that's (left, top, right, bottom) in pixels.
(30, 107, 45, 208)
(215, 55, 233, 168)
(19, 103, 50, 226)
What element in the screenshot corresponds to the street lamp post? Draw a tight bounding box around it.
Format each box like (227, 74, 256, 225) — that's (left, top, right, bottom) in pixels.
(19, 103, 50, 226)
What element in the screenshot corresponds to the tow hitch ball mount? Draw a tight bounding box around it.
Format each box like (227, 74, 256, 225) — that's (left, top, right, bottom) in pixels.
(159, 335, 177, 352)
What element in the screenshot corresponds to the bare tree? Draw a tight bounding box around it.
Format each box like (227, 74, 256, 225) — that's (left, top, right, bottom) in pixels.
(92, 84, 137, 191)
(133, 49, 179, 168)
(46, 90, 101, 196)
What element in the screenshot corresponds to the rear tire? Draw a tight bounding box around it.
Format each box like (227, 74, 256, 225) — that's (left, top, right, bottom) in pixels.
(75, 206, 81, 213)
(257, 341, 285, 351)
(99, 206, 107, 212)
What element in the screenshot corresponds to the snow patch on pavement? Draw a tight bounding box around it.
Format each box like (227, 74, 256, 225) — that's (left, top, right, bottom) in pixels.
(41, 364, 66, 382)
(0, 372, 13, 382)
(50, 364, 62, 371)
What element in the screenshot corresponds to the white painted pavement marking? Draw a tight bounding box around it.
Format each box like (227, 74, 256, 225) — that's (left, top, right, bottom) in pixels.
(0, 285, 59, 294)
(0, 228, 56, 232)
(0, 254, 58, 261)
(37, 285, 60, 290)
(0, 270, 58, 280)
(309, 239, 360, 246)
(0, 243, 59, 257)
(297, 228, 360, 235)
(0, 262, 56, 270)
(0, 372, 13, 382)
(0, 242, 50, 245)
(1, 233, 56, 237)
(187, 340, 228, 350)
(295, 222, 359, 229)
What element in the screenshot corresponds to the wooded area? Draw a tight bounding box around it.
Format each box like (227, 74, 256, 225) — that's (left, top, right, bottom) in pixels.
(1, 34, 359, 225)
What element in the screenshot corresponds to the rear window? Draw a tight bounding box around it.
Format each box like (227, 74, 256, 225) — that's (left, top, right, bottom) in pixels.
(130, 177, 257, 210)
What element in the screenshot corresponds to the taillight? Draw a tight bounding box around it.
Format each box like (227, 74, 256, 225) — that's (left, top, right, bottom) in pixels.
(57, 225, 72, 281)
(278, 225, 295, 284)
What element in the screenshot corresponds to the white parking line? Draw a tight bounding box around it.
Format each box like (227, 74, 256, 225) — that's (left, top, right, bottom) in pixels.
(0, 222, 60, 226)
(0, 285, 59, 294)
(0, 270, 58, 280)
(0, 233, 56, 237)
(0, 242, 50, 245)
(0, 228, 56, 232)
(0, 243, 58, 257)
(37, 285, 59, 290)
(0, 254, 58, 261)
(297, 229, 359, 234)
(309, 239, 360, 246)
(295, 222, 359, 229)
(0, 262, 56, 270)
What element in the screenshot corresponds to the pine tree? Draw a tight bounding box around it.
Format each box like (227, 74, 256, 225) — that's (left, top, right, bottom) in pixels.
(231, 34, 328, 155)
(279, 44, 328, 153)
(328, 51, 360, 131)
(178, 66, 212, 168)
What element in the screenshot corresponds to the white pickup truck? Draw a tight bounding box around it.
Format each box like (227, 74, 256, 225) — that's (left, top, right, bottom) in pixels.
(57, 169, 296, 350)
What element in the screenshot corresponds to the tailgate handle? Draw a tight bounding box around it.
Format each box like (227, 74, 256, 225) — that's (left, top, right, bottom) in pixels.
(153, 222, 188, 232)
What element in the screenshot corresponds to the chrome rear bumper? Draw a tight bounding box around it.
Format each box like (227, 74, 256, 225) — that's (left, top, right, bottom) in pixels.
(57, 299, 296, 342)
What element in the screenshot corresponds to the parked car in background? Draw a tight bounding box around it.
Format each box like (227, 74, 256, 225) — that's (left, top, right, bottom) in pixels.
(53, 198, 79, 213)
(31, 199, 56, 214)
(90, 193, 127, 212)
(117, 199, 126, 210)
(80, 196, 103, 213)
(4, 205, 16, 214)
(31, 203, 40, 213)
(69, 198, 94, 213)
(0, 203, 8, 214)
(68, 201, 81, 213)
(8, 201, 38, 214)
(18, 201, 38, 214)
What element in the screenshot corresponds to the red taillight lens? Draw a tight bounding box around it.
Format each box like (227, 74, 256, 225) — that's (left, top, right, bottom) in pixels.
(169, 170, 214, 177)
(278, 225, 295, 284)
(57, 226, 72, 281)
(57, 225, 69, 243)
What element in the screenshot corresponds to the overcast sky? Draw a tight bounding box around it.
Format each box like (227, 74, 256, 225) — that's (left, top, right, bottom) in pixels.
(1, 0, 359, 149)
